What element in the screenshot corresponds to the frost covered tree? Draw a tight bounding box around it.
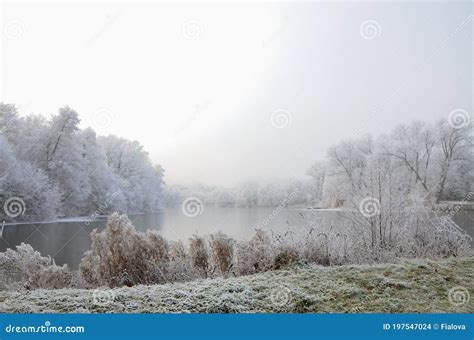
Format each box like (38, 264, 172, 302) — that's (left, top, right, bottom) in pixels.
(434, 120, 472, 202)
(309, 119, 473, 207)
(0, 135, 60, 222)
(39, 107, 92, 215)
(305, 118, 473, 258)
(78, 128, 127, 213)
(99, 135, 164, 212)
(0, 103, 164, 221)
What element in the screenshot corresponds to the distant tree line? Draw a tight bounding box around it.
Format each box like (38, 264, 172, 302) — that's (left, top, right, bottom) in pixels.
(164, 179, 319, 208)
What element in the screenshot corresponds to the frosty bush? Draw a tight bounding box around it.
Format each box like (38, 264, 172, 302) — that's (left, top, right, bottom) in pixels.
(209, 232, 235, 276)
(189, 235, 210, 277)
(0, 243, 71, 290)
(167, 240, 195, 282)
(342, 193, 473, 264)
(235, 229, 274, 275)
(73, 211, 471, 288)
(80, 213, 170, 287)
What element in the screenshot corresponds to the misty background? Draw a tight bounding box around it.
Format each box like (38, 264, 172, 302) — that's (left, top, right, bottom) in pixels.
(2, 1, 472, 186)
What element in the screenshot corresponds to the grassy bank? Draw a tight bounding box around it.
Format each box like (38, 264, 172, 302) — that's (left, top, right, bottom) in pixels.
(1, 257, 472, 313)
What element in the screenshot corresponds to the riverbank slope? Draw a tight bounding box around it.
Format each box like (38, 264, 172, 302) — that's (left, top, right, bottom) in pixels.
(1, 257, 472, 313)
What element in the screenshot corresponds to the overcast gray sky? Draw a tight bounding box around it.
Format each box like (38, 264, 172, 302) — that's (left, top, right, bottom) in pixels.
(1, 1, 472, 186)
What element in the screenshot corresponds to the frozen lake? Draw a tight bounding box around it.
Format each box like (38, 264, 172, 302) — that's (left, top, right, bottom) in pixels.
(0, 207, 472, 269)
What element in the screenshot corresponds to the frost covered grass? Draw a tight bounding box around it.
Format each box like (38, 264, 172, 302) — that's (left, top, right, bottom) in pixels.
(1, 257, 472, 313)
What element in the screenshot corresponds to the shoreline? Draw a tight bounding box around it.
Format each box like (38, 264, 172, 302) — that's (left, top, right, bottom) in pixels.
(3, 201, 473, 226)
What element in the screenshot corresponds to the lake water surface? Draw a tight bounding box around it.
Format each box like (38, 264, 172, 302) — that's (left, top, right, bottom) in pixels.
(1, 207, 472, 269)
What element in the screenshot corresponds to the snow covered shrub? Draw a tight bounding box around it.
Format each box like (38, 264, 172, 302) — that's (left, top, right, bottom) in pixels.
(235, 229, 274, 275)
(391, 215, 472, 260)
(0, 243, 71, 290)
(80, 213, 170, 287)
(301, 229, 331, 266)
(272, 246, 299, 269)
(170, 240, 187, 261)
(209, 232, 235, 276)
(304, 229, 351, 266)
(343, 193, 472, 264)
(75, 210, 470, 289)
(189, 235, 210, 277)
(168, 240, 196, 281)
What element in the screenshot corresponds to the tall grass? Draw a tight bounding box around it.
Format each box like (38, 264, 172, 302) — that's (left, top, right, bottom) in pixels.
(1, 211, 471, 290)
(78, 213, 471, 288)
